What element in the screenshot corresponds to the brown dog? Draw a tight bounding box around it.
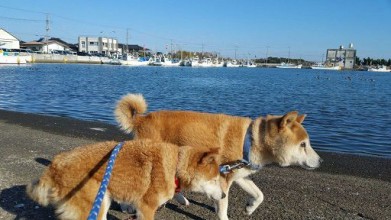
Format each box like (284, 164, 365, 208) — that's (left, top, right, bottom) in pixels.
(115, 94, 322, 220)
(27, 140, 225, 220)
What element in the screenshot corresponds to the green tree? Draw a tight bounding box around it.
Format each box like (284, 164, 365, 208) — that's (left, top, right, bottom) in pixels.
(355, 57, 361, 65)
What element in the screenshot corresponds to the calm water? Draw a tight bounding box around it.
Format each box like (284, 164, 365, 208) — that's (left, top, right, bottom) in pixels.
(0, 64, 390, 158)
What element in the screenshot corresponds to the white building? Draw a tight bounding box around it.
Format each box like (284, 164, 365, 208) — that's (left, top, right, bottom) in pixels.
(0, 28, 20, 49)
(78, 36, 118, 56)
(21, 40, 70, 53)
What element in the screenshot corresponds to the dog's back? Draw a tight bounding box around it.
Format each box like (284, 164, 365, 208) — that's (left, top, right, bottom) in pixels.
(27, 140, 179, 220)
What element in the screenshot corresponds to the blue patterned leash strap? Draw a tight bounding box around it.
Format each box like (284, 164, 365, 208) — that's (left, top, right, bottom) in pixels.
(87, 142, 125, 220)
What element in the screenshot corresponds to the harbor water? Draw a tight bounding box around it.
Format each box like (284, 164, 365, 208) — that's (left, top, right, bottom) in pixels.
(0, 64, 390, 158)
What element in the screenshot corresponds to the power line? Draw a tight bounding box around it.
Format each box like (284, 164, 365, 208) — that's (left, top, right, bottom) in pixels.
(0, 15, 44, 22)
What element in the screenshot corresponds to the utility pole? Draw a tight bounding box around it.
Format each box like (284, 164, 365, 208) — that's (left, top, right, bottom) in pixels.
(45, 14, 50, 54)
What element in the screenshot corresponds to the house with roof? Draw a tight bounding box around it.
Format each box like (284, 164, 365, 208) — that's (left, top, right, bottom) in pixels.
(21, 38, 73, 54)
(118, 43, 151, 56)
(0, 28, 20, 49)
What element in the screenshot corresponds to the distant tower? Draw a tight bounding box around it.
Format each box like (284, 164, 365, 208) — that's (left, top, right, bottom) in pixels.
(349, 43, 354, 48)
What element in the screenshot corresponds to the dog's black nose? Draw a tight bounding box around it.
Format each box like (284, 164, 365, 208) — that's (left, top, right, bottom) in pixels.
(221, 192, 226, 199)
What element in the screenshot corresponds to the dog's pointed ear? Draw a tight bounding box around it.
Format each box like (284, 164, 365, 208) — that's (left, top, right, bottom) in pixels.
(279, 111, 298, 129)
(199, 147, 220, 165)
(296, 114, 306, 124)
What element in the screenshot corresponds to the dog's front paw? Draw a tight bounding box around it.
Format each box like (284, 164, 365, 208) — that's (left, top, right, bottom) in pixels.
(245, 197, 263, 215)
(120, 203, 137, 214)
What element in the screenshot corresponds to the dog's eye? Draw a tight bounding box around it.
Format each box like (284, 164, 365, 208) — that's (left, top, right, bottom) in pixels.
(300, 142, 306, 148)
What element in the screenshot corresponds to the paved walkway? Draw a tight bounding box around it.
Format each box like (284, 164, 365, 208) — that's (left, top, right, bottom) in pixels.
(0, 110, 390, 220)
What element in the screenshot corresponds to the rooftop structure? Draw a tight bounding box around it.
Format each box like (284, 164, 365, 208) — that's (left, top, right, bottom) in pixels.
(326, 43, 356, 69)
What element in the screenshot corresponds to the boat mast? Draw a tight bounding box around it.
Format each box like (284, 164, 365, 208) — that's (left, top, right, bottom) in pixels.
(126, 28, 129, 54)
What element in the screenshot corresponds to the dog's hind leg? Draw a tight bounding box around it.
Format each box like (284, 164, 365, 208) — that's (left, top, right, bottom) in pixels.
(234, 177, 264, 215)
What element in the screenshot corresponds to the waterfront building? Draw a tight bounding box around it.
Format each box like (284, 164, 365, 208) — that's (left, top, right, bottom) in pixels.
(21, 38, 71, 54)
(326, 43, 356, 69)
(78, 36, 118, 56)
(0, 28, 20, 49)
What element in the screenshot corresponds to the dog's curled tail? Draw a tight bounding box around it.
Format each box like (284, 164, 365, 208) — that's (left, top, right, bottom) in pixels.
(26, 174, 54, 207)
(115, 93, 147, 133)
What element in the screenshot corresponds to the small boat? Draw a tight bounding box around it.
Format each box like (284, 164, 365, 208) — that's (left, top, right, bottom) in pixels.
(367, 65, 391, 72)
(226, 59, 240, 67)
(161, 56, 181, 67)
(241, 60, 257, 68)
(120, 54, 150, 66)
(198, 58, 214, 67)
(311, 63, 341, 70)
(190, 56, 201, 67)
(149, 54, 164, 66)
(276, 62, 302, 69)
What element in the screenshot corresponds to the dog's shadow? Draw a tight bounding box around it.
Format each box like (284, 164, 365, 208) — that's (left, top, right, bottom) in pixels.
(0, 185, 56, 220)
(163, 198, 214, 220)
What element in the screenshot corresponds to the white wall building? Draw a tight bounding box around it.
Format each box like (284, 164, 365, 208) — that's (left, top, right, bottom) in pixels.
(22, 40, 69, 53)
(0, 28, 20, 49)
(78, 36, 118, 56)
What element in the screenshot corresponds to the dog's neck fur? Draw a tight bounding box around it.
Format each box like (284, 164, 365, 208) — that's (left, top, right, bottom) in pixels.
(175, 148, 194, 190)
(250, 117, 276, 166)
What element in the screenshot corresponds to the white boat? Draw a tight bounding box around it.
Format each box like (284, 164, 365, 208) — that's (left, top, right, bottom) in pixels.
(311, 63, 341, 70)
(241, 60, 257, 68)
(367, 65, 391, 72)
(276, 62, 302, 69)
(190, 56, 201, 67)
(161, 56, 181, 67)
(149, 54, 163, 66)
(226, 59, 240, 67)
(0, 50, 31, 64)
(198, 58, 214, 67)
(120, 54, 150, 66)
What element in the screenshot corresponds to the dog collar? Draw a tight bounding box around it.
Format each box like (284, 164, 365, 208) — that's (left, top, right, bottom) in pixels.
(219, 122, 260, 174)
(174, 176, 181, 192)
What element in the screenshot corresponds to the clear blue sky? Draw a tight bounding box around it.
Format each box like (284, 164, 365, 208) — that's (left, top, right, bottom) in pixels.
(1, 0, 390, 61)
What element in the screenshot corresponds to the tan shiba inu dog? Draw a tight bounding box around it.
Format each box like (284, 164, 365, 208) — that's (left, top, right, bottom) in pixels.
(27, 140, 225, 220)
(115, 94, 322, 220)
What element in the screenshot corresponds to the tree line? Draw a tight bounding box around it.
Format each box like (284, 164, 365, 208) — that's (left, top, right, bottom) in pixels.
(356, 57, 391, 66)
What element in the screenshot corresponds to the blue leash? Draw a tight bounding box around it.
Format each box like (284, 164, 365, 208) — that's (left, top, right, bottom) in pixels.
(87, 142, 125, 220)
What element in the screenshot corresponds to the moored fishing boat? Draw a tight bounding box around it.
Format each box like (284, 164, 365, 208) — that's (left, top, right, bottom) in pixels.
(226, 59, 240, 67)
(311, 63, 341, 70)
(276, 62, 302, 69)
(367, 65, 391, 72)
